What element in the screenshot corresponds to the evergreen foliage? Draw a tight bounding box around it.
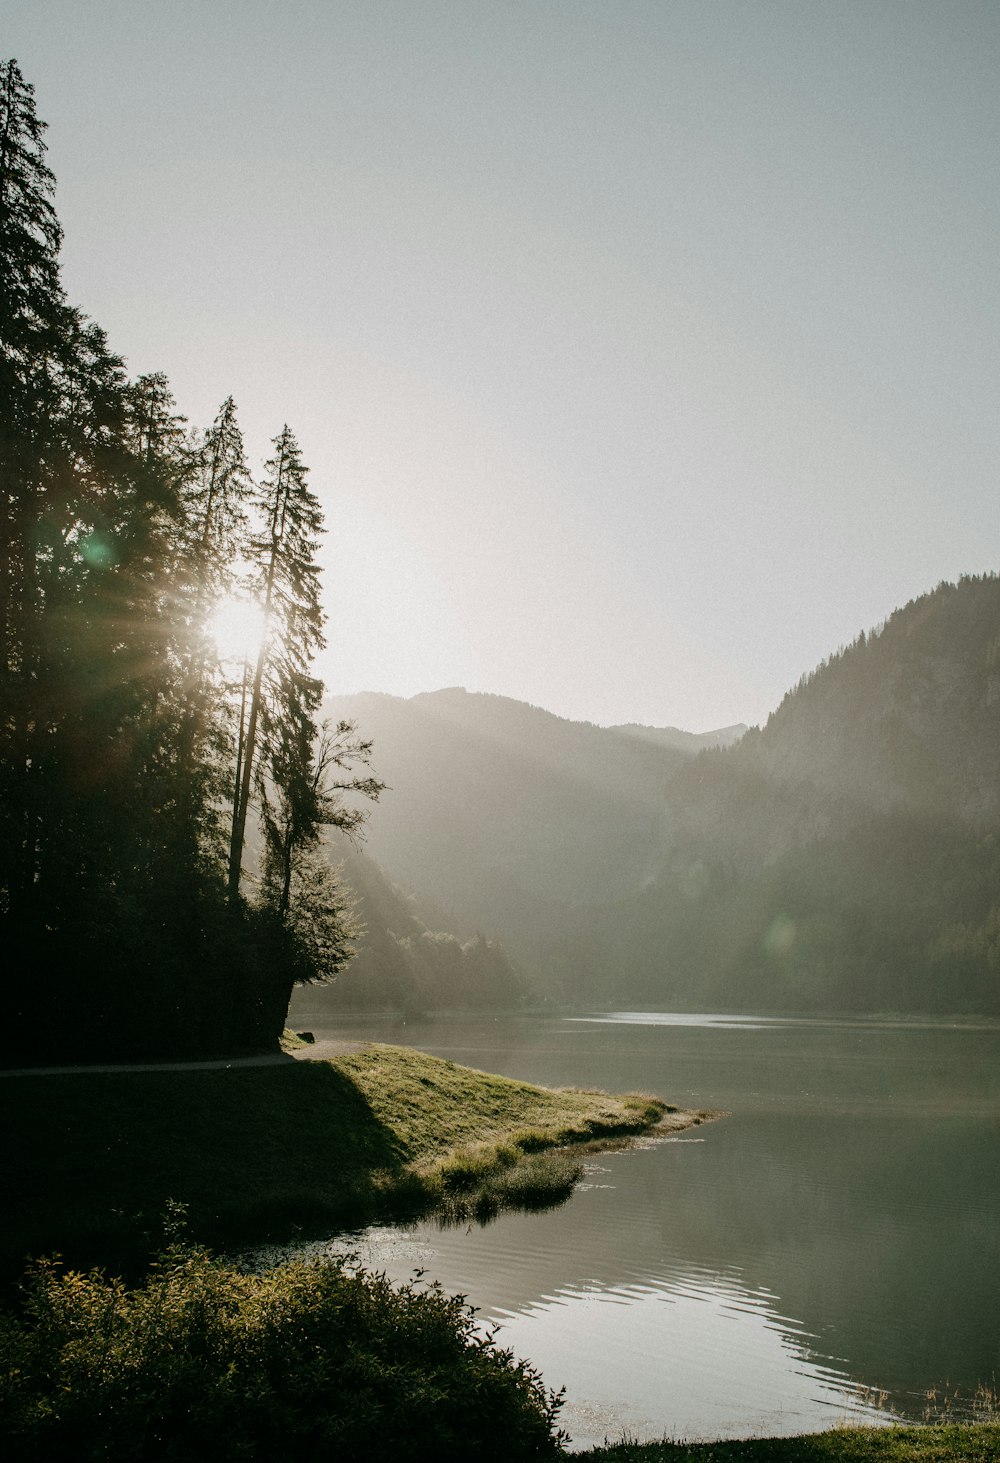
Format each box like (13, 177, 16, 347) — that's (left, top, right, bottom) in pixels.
(0, 61, 380, 1062)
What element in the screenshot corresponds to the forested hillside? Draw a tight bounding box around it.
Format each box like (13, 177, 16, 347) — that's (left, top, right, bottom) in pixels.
(302, 838, 527, 1014)
(670, 573, 1000, 862)
(611, 575, 1000, 1014)
(333, 580, 1000, 1016)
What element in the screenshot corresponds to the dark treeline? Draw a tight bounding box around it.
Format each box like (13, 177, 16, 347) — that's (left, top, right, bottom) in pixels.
(0, 60, 381, 1062)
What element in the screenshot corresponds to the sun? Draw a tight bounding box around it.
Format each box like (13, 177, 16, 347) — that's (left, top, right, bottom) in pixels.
(207, 595, 267, 663)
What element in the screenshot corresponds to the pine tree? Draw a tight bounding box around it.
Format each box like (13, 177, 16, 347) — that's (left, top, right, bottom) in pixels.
(0, 57, 68, 906)
(0, 59, 149, 921)
(0, 61, 202, 1047)
(173, 396, 254, 870)
(0, 61, 64, 556)
(188, 396, 253, 574)
(226, 430, 384, 987)
(227, 425, 325, 903)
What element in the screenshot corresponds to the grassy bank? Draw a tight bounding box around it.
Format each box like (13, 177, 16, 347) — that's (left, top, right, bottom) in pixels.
(579, 1426, 1000, 1461)
(1, 1043, 695, 1275)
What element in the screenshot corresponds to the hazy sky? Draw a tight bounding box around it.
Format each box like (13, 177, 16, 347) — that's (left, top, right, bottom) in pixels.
(5, 1, 999, 730)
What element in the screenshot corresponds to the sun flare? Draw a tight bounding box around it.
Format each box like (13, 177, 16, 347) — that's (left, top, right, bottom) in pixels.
(207, 596, 267, 663)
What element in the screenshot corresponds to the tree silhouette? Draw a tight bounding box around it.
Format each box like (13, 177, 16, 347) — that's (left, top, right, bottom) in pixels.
(0, 61, 384, 1061)
(228, 426, 324, 900)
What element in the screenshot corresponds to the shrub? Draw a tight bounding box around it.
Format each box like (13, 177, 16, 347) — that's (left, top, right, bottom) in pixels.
(437, 1142, 520, 1193)
(0, 1244, 566, 1461)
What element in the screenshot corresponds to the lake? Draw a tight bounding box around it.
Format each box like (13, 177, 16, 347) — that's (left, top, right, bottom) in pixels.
(283, 1001, 1000, 1450)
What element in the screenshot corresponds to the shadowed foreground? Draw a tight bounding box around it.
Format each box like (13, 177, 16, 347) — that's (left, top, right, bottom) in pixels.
(1, 1043, 683, 1276)
(0, 1243, 566, 1462)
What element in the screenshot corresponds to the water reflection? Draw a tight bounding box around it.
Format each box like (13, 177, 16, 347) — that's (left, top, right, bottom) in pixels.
(495, 1273, 891, 1449)
(301, 1219, 892, 1450)
(569, 1011, 783, 1030)
(284, 1001, 1000, 1444)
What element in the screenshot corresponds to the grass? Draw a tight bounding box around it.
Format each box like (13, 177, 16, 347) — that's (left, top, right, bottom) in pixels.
(578, 1426, 1000, 1461)
(0, 1043, 686, 1276)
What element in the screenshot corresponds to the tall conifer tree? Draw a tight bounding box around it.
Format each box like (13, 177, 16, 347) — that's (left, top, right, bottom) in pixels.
(228, 426, 325, 901)
(0, 57, 66, 906)
(0, 59, 147, 921)
(173, 396, 254, 868)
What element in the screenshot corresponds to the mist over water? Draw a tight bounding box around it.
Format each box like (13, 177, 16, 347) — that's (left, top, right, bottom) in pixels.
(286, 1000, 1000, 1448)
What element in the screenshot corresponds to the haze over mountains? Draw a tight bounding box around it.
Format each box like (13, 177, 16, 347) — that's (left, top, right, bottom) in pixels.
(610, 723, 748, 754)
(324, 689, 742, 951)
(323, 575, 1000, 1017)
(311, 839, 526, 1015)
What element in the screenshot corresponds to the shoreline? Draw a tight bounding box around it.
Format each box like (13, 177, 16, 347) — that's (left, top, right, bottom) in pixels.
(1, 1042, 707, 1278)
(577, 1424, 1000, 1460)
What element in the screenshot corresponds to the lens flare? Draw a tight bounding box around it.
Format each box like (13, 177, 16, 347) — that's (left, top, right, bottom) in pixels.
(763, 914, 796, 957)
(80, 531, 117, 568)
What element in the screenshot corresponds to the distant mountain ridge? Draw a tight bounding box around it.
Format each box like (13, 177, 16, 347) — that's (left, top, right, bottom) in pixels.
(609, 722, 748, 753)
(328, 575, 1000, 1015)
(321, 686, 711, 966)
(668, 573, 1000, 865)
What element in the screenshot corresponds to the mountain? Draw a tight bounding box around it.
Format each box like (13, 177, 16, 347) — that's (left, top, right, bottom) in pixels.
(328, 575, 1000, 1016)
(671, 574, 1000, 860)
(599, 575, 1000, 1014)
(609, 722, 747, 754)
(320, 687, 708, 970)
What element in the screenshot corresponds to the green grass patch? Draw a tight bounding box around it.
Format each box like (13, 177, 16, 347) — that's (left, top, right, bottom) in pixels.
(0, 1045, 675, 1275)
(578, 1426, 1000, 1461)
(278, 1027, 311, 1050)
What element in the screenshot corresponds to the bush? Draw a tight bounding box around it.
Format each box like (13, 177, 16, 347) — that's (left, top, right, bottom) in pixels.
(0, 1244, 566, 1461)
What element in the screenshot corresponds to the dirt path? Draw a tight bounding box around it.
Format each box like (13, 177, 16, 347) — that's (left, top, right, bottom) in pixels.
(288, 1038, 370, 1063)
(0, 1040, 370, 1078)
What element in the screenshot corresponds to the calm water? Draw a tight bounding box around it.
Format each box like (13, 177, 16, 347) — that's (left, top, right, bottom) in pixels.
(283, 1001, 1000, 1449)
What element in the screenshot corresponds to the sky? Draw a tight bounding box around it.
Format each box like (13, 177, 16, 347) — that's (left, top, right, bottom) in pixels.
(5, 1, 999, 731)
